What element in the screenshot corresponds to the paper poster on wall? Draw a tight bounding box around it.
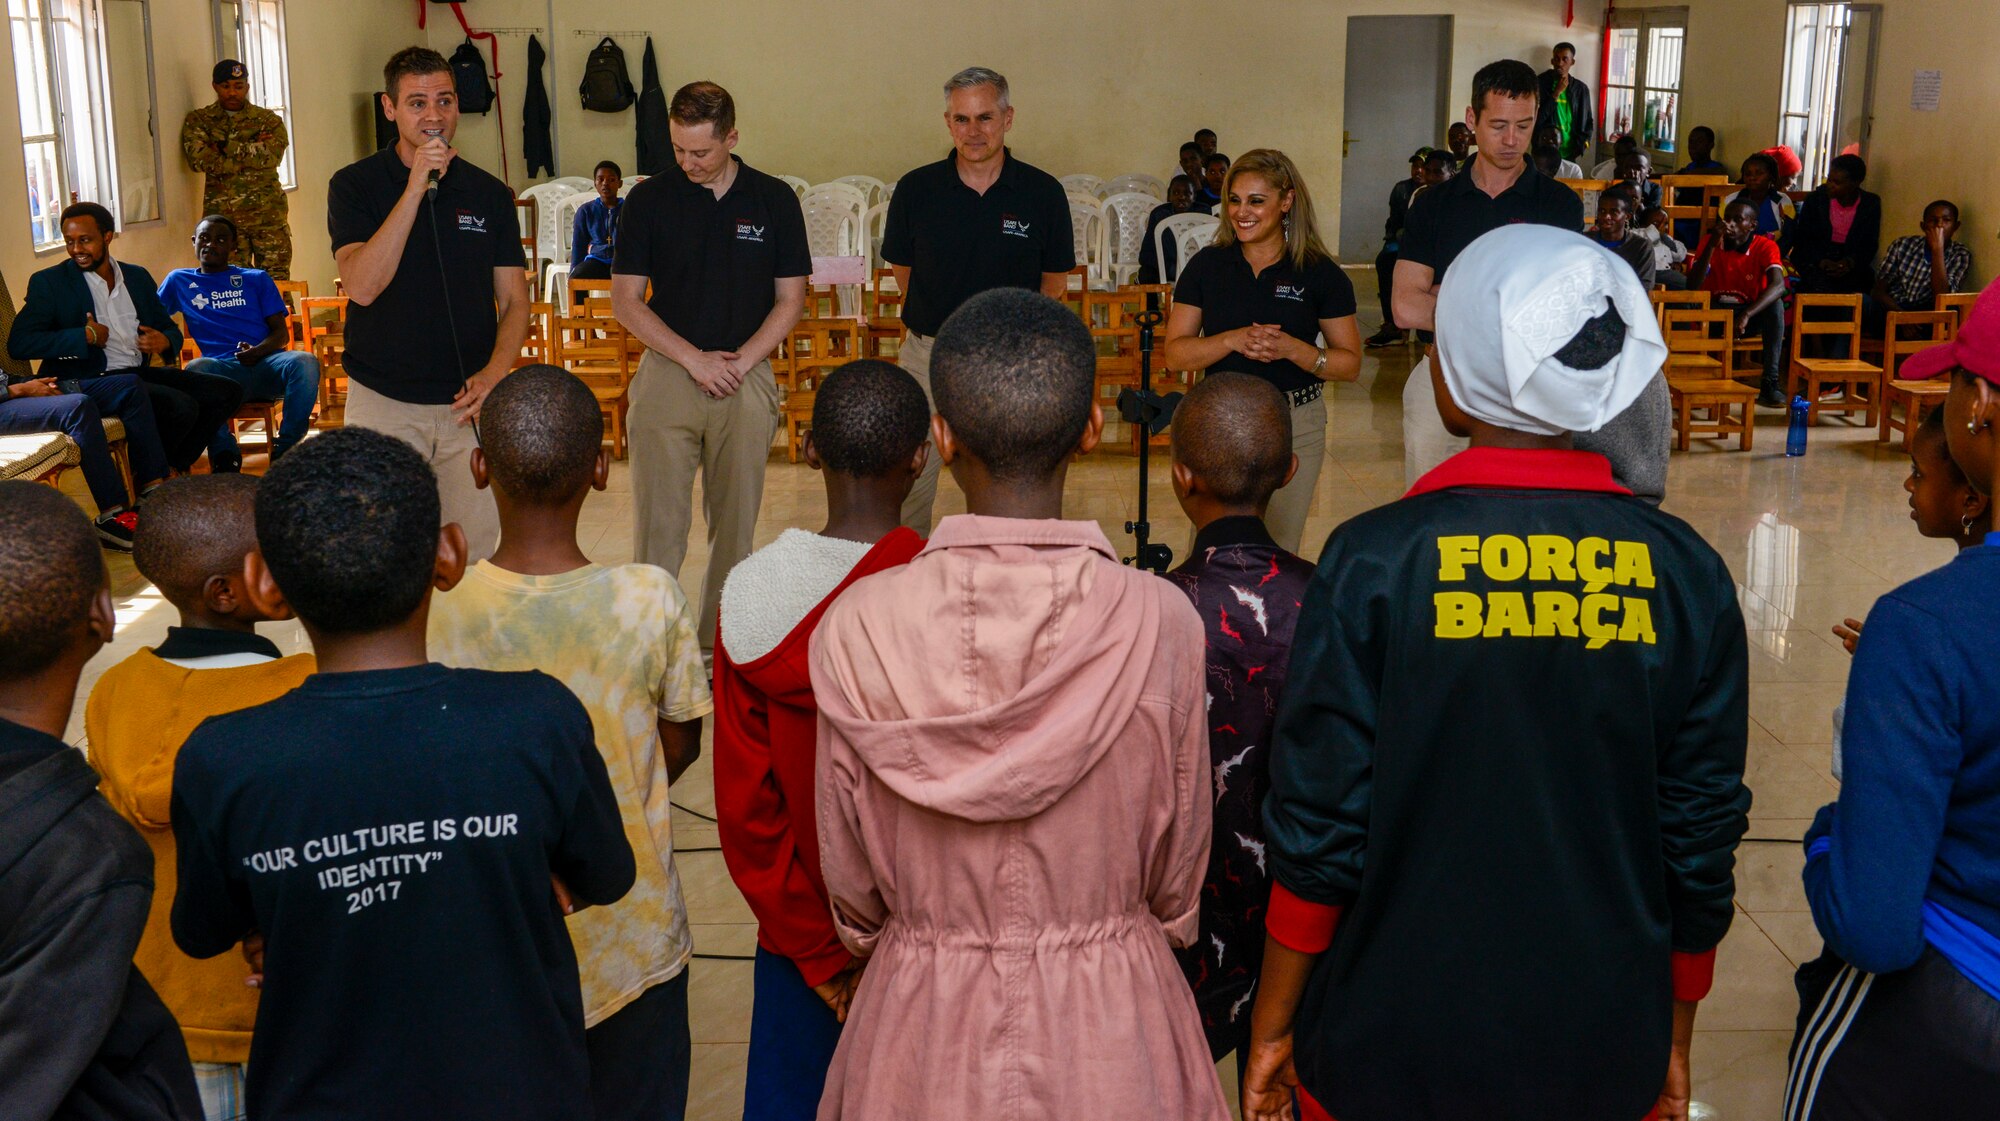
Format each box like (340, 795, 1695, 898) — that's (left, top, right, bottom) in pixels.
(1911, 70, 1943, 112)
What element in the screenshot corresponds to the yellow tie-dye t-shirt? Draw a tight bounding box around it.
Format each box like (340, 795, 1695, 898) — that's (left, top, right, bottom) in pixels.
(428, 560, 712, 1025)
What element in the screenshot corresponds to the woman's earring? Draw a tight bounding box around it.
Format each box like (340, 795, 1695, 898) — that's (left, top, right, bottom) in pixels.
(1964, 512, 1979, 534)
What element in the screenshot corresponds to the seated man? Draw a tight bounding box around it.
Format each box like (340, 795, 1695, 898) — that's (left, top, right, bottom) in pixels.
(1873, 199, 1974, 319)
(1639, 205, 1691, 291)
(1242, 224, 1746, 1121)
(1197, 152, 1229, 210)
(1591, 187, 1657, 289)
(1366, 151, 1430, 347)
(8, 203, 242, 474)
(1137, 175, 1202, 285)
(1535, 129, 1583, 179)
(1611, 148, 1662, 214)
(1675, 126, 1725, 175)
(1688, 198, 1789, 407)
(1590, 133, 1638, 180)
(158, 215, 320, 463)
(569, 161, 623, 282)
(0, 314, 170, 549)
(1173, 140, 1203, 188)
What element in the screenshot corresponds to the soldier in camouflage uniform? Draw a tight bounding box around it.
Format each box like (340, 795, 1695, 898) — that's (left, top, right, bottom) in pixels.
(181, 59, 292, 279)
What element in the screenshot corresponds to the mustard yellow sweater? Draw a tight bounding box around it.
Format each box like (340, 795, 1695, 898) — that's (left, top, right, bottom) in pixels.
(85, 647, 315, 1064)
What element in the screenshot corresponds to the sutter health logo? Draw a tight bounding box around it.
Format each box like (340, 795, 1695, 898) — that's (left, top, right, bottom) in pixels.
(188, 285, 250, 313)
(1001, 214, 1032, 238)
(736, 222, 766, 243)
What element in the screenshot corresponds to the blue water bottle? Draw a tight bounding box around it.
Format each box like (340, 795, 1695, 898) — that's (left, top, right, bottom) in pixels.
(1786, 395, 1810, 457)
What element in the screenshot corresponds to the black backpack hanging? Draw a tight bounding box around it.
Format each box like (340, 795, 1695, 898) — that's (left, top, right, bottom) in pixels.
(578, 37, 635, 112)
(450, 39, 494, 114)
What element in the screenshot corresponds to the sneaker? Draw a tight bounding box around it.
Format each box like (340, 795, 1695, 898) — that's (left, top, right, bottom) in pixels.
(1757, 388, 1788, 409)
(95, 509, 138, 552)
(1364, 328, 1404, 348)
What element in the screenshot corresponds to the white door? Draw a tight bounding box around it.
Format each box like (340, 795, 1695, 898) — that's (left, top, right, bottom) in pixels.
(1337, 15, 1451, 261)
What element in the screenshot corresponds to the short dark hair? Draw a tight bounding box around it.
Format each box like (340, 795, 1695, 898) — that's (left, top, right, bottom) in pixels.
(1598, 186, 1639, 214)
(1204, 152, 1231, 169)
(810, 360, 931, 477)
(1614, 133, 1639, 152)
(1927, 199, 1961, 222)
(196, 213, 239, 240)
(1180, 141, 1201, 156)
(1424, 150, 1458, 173)
(60, 202, 114, 236)
(255, 427, 440, 634)
(1533, 143, 1562, 171)
(1723, 197, 1758, 222)
(670, 81, 735, 138)
(134, 475, 262, 610)
(1741, 152, 1779, 181)
(383, 46, 451, 100)
(1829, 153, 1867, 183)
(593, 160, 622, 178)
(1689, 125, 1716, 143)
(0, 483, 103, 679)
(1553, 41, 1577, 55)
(1171, 372, 1293, 507)
(1471, 59, 1539, 117)
(931, 289, 1095, 484)
(478, 365, 604, 505)
(1195, 128, 1217, 141)
(1169, 174, 1200, 194)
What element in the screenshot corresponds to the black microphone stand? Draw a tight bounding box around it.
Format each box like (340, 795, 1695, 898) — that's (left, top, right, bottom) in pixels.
(1120, 309, 1178, 574)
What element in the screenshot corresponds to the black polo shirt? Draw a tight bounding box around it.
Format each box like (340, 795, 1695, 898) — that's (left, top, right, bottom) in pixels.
(613, 157, 811, 353)
(1400, 162, 1584, 282)
(1172, 245, 1357, 393)
(881, 148, 1075, 337)
(328, 146, 525, 405)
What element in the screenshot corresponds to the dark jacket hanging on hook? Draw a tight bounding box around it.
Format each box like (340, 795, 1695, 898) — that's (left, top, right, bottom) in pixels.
(635, 37, 671, 177)
(524, 34, 554, 178)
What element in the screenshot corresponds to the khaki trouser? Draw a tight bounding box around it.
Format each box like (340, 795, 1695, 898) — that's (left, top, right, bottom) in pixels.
(345, 380, 500, 563)
(1266, 394, 1328, 555)
(1401, 353, 1467, 487)
(897, 332, 942, 533)
(629, 350, 781, 657)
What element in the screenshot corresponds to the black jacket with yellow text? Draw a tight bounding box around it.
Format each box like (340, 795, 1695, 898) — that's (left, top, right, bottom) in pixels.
(1265, 447, 1750, 1121)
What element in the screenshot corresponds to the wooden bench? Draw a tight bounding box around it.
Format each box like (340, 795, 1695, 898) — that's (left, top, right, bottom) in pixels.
(1668, 378, 1758, 451)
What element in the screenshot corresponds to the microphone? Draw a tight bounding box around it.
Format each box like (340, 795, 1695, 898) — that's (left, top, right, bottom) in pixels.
(423, 129, 445, 198)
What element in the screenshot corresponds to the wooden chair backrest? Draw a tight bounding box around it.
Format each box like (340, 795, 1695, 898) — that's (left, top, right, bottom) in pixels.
(1882, 310, 1957, 379)
(1663, 308, 1734, 363)
(1938, 292, 1978, 322)
(1650, 288, 1711, 329)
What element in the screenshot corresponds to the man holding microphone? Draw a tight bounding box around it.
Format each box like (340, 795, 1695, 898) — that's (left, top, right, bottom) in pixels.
(327, 46, 528, 561)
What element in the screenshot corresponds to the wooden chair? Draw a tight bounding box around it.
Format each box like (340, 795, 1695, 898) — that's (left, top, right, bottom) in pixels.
(551, 312, 633, 459)
(1699, 183, 1738, 241)
(1788, 294, 1880, 426)
(229, 401, 282, 460)
(1938, 291, 1978, 322)
(1659, 174, 1729, 238)
(298, 296, 350, 426)
(1650, 289, 1711, 332)
(567, 276, 616, 314)
(516, 302, 556, 368)
(100, 416, 134, 500)
(274, 279, 310, 350)
(1669, 377, 1758, 451)
(781, 318, 862, 461)
(1878, 309, 1957, 449)
(1662, 308, 1734, 380)
(864, 268, 903, 359)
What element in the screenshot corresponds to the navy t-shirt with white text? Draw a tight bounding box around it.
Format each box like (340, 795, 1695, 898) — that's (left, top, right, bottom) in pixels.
(170, 664, 634, 1121)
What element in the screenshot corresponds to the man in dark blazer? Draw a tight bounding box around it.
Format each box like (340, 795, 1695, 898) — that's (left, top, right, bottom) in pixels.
(9, 203, 242, 473)
(1535, 42, 1595, 163)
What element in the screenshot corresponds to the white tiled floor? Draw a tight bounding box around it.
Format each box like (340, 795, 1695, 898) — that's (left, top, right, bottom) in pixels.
(61, 273, 1947, 1120)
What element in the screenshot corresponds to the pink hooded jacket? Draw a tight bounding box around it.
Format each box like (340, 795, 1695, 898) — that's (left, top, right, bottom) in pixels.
(810, 515, 1227, 1120)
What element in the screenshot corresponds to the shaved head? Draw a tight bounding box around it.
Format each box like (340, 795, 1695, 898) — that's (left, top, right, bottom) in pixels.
(0, 483, 105, 679)
(134, 475, 262, 610)
(1172, 372, 1293, 507)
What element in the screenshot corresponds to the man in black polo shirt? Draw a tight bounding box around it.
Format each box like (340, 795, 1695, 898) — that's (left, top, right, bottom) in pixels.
(612, 81, 809, 663)
(882, 65, 1074, 531)
(327, 46, 528, 562)
(1394, 59, 1584, 485)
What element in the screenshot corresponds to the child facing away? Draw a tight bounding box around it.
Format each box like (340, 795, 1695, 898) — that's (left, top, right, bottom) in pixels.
(713, 359, 929, 1121)
(425, 366, 710, 1121)
(809, 289, 1229, 1119)
(0, 482, 200, 1121)
(168, 426, 636, 1121)
(1164, 371, 1318, 1071)
(85, 475, 315, 1121)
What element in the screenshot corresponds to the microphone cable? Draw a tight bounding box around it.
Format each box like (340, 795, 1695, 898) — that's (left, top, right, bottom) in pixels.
(425, 187, 479, 446)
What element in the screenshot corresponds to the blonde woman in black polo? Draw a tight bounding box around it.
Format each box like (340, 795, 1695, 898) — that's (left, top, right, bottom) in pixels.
(1164, 149, 1361, 553)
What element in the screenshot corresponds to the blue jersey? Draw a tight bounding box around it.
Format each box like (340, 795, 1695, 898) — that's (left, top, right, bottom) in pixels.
(158, 266, 286, 357)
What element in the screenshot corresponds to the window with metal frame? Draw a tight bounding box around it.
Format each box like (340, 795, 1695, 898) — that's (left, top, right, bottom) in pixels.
(212, 0, 294, 189)
(1779, 2, 1879, 185)
(1602, 7, 1686, 160)
(9, 0, 118, 250)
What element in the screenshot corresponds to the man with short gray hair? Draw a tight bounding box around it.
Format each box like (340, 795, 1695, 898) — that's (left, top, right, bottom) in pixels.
(881, 66, 1074, 531)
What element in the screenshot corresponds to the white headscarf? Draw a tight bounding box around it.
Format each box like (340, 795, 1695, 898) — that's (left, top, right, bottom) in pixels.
(1434, 224, 1667, 436)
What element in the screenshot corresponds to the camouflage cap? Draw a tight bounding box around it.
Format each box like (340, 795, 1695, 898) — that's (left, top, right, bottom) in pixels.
(213, 59, 246, 84)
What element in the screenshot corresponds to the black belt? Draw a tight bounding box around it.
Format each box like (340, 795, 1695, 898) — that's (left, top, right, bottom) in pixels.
(1288, 382, 1323, 408)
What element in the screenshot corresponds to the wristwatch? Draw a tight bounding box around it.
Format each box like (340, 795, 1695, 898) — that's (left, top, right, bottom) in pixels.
(1310, 346, 1328, 377)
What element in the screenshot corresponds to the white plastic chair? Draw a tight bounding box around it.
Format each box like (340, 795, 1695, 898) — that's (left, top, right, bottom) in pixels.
(1066, 188, 1103, 213)
(552, 192, 596, 269)
(833, 175, 887, 208)
(1060, 173, 1104, 198)
(545, 175, 592, 194)
(1101, 192, 1159, 285)
(617, 174, 648, 198)
(1069, 198, 1109, 286)
(883, 181, 896, 200)
(1104, 173, 1166, 200)
(1155, 213, 1219, 284)
(864, 201, 890, 272)
(801, 183, 868, 257)
(519, 183, 586, 278)
(777, 174, 810, 199)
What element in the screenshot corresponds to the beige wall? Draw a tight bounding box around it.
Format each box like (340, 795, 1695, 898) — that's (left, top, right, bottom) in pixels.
(1623, 0, 2000, 286)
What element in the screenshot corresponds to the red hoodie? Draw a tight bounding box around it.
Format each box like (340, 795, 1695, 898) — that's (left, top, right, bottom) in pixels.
(712, 528, 925, 987)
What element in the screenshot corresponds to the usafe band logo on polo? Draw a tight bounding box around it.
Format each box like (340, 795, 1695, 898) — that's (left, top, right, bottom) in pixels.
(735, 222, 766, 243)
(1001, 214, 1032, 238)
(1431, 533, 1657, 650)
(456, 210, 487, 233)
(1273, 283, 1307, 302)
